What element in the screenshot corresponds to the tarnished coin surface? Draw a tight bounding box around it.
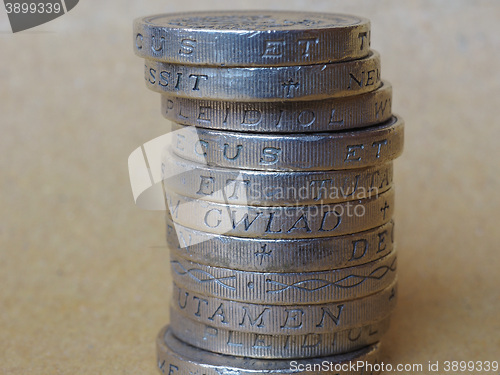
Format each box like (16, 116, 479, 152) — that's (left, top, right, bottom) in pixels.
(170, 311, 390, 358)
(157, 326, 383, 375)
(167, 219, 395, 272)
(169, 250, 397, 304)
(143, 51, 381, 101)
(162, 150, 393, 206)
(165, 188, 395, 239)
(171, 280, 397, 334)
(135, 11, 371, 66)
(161, 81, 392, 132)
(169, 115, 403, 171)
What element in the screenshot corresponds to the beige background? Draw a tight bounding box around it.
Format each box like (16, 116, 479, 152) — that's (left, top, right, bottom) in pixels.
(1, 0, 499, 374)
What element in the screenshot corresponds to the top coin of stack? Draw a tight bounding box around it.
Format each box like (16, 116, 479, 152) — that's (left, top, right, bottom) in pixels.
(134, 11, 372, 67)
(133, 9, 403, 372)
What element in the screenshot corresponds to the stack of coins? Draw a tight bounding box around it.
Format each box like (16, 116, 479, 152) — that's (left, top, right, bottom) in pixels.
(133, 10, 404, 375)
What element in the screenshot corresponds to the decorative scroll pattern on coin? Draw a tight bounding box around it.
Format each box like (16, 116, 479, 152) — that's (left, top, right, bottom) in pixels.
(169, 251, 397, 304)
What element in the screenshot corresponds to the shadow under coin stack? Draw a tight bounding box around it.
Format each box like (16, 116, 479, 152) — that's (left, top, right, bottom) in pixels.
(134, 11, 404, 375)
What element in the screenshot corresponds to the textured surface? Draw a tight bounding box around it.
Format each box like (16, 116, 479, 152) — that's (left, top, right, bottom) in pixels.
(1, 1, 499, 374)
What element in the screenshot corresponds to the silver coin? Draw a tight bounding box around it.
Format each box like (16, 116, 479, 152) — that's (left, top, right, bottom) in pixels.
(157, 326, 383, 374)
(163, 150, 393, 206)
(165, 188, 394, 239)
(169, 115, 403, 171)
(166, 218, 395, 272)
(134, 11, 370, 66)
(143, 51, 381, 101)
(169, 250, 397, 304)
(161, 81, 392, 132)
(171, 279, 397, 334)
(170, 311, 390, 358)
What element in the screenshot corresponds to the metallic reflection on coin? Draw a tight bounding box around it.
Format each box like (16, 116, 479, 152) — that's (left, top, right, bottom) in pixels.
(169, 115, 403, 171)
(169, 250, 397, 304)
(165, 188, 395, 239)
(162, 151, 393, 206)
(169, 311, 390, 358)
(161, 81, 392, 133)
(134, 11, 370, 66)
(157, 326, 383, 374)
(143, 51, 381, 101)
(166, 219, 395, 272)
(171, 279, 397, 334)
